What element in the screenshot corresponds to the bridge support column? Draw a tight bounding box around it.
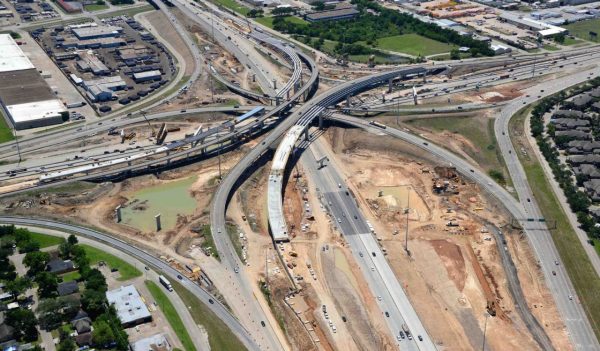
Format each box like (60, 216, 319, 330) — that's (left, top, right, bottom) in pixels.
(276, 96, 281, 106)
(287, 89, 290, 100)
(202, 147, 206, 154)
(272, 79, 277, 90)
(304, 127, 310, 141)
(115, 206, 122, 223)
(318, 113, 323, 130)
(155, 214, 162, 232)
(252, 74, 256, 82)
(388, 79, 393, 93)
(382, 93, 386, 103)
(229, 125, 235, 132)
(345, 94, 351, 107)
(423, 71, 427, 82)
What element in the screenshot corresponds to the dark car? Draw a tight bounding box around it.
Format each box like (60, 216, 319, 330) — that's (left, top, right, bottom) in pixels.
(261, 321, 266, 327)
(177, 274, 183, 280)
(209, 299, 214, 304)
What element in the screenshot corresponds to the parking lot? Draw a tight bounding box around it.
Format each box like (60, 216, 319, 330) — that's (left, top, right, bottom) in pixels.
(30, 16, 176, 114)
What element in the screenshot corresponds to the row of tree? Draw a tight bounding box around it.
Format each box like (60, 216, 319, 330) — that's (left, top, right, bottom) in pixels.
(529, 77, 600, 240)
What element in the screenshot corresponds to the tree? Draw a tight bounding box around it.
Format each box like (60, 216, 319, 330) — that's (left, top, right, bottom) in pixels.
(19, 240, 40, 253)
(81, 289, 107, 318)
(312, 1, 325, 10)
(554, 33, 565, 44)
(6, 308, 38, 342)
(92, 320, 115, 348)
(57, 337, 76, 351)
(23, 251, 50, 276)
(67, 235, 78, 246)
(450, 48, 460, 60)
(35, 271, 58, 298)
(37, 298, 64, 330)
(5, 276, 32, 297)
(84, 268, 107, 292)
(272, 7, 294, 17)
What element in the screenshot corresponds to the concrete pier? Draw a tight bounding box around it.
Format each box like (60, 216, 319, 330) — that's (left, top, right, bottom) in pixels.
(155, 214, 161, 231)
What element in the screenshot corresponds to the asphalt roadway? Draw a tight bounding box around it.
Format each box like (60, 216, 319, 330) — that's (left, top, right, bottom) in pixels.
(301, 137, 435, 351)
(0, 216, 261, 351)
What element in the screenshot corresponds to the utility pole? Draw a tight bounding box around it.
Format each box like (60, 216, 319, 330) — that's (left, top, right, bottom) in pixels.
(217, 141, 222, 180)
(481, 312, 489, 351)
(12, 127, 22, 164)
(141, 110, 155, 136)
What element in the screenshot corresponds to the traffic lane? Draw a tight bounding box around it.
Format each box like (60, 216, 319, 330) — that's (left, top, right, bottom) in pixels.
(306, 148, 423, 350)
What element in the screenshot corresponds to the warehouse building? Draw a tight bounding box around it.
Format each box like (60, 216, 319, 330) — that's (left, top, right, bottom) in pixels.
(82, 76, 126, 102)
(72, 25, 122, 40)
(498, 12, 567, 37)
(76, 52, 109, 75)
(0, 34, 66, 130)
(133, 70, 161, 83)
(106, 285, 152, 328)
(306, 6, 359, 22)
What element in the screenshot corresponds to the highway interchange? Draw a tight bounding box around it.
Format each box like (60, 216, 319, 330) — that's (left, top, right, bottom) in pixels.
(1, 0, 600, 349)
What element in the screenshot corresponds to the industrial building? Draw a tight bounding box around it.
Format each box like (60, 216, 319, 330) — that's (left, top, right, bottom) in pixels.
(76, 52, 109, 75)
(498, 12, 567, 37)
(82, 76, 127, 101)
(131, 334, 172, 351)
(133, 70, 161, 83)
(72, 25, 122, 40)
(0, 34, 67, 130)
(305, 6, 359, 22)
(106, 285, 152, 327)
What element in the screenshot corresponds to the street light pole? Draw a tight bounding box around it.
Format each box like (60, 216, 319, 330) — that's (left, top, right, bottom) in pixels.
(405, 188, 410, 254)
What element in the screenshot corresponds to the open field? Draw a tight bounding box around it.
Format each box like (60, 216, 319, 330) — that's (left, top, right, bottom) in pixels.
(145, 281, 196, 351)
(81, 244, 142, 281)
(510, 105, 600, 340)
(255, 16, 307, 29)
(564, 19, 600, 43)
(30, 232, 64, 248)
(84, 3, 109, 11)
(376, 34, 454, 56)
(212, 0, 250, 16)
(170, 280, 247, 351)
(98, 4, 154, 18)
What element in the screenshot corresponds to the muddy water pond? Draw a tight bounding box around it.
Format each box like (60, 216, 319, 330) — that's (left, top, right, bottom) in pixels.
(121, 176, 197, 232)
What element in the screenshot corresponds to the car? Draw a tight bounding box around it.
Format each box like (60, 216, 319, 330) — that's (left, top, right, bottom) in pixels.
(371, 266, 375, 271)
(552, 270, 556, 276)
(568, 295, 573, 300)
(385, 311, 389, 317)
(527, 198, 531, 202)
(418, 335, 423, 341)
(338, 183, 342, 188)
(555, 260, 559, 265)
(423, 142, 428, 146)
(359, 252, 363, 257)
(209, 299, 214, 304)
(377, 296, 382, 301)
(177, 275, 182, 280)
(396, 335, 401, 341)
(372, 252, 376, 257)
(261, 321, 266, 327)
(234, 267, 239, 273)
(144, 266, 149, 271)
(354, 215, 358, 219)
(342, 316, 347, 322)
(337, 218, 341, 223)
(399, 331, 405, 339)
(470, 169, 474, 173)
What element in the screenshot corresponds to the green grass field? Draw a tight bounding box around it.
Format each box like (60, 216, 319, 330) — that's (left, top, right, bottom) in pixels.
(212, 0, 250, 16)
(145, 281, 196, 351)
(255, 16, 307, 29)
(0, 110, 14, 144)
(510, 106, 600, 340)
(81, 244, 141, 281)
(543, 44, 560, 51)
(375, 34, 455, 56)
(29, 232, 64, 248)
(170, 280, 247, 351)
(564, 19, 600, 42)
(84, 4, 109, 11)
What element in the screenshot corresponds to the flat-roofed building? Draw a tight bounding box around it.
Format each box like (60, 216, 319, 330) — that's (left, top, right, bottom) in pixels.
(131, 334, 171, 351)
(133, 70, 161, 83)
(72, 25, 122, 40)
(76, 52, 109, 75)
(0, 34, 67, 130)
(6, 100, 66, 130)
(83, 76, 126, 102)
(106, 285, 152, 328)
(306, 7, 359, 22)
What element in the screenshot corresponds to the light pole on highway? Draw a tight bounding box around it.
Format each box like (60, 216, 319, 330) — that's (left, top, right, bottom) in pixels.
(12, 127, 22, 164)
(404, 187, 410, 255)
(481, 312, 490, 351)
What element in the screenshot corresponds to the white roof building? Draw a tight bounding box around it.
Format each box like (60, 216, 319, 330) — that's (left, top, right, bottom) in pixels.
(0, 34, 35, 73)
(131, 334, 172, 351)
(106, 285, 152, 327)
(6, 99, 67, 130)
